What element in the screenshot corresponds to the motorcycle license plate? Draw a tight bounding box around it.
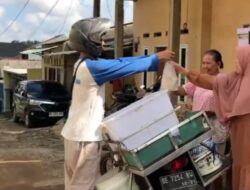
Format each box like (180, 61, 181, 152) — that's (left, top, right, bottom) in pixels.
(49, 112, 64, 117)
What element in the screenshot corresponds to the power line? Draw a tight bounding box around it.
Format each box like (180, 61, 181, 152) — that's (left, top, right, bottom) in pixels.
(0, 0, 31, 37)
(50, 0, 73, 36)
(29, 0, 60, 39)
(57, 0, 74, 35)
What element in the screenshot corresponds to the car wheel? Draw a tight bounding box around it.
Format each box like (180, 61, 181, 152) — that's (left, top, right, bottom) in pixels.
(24, 112, 33, 128)
(12, 107, 19, 122)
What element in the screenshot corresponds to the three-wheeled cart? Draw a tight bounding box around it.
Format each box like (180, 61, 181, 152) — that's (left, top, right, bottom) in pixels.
(99, 91, 231, 190)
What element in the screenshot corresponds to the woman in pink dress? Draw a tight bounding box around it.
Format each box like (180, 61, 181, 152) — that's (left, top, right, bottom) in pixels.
(173, 45, 250, 190)
(176, 49, 228, 152)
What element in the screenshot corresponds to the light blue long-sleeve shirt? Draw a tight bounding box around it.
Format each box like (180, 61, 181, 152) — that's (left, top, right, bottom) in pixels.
(86, 54, 159, 85)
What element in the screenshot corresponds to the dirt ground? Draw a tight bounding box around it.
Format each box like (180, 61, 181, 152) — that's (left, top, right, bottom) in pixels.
(0, 112, 65, 190)
(0, 105, 232, 190)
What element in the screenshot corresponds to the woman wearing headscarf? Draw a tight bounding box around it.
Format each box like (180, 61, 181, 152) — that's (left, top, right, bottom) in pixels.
(173, 45, 250, 190)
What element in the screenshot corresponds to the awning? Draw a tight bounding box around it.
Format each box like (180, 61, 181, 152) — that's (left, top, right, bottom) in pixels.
(20, 46, 58, 55)
(44, 50, 78, 56)
(3, 66, 27, 75)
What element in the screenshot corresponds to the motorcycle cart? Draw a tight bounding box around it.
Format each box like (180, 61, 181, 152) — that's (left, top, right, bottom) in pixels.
(99, 91, 231, 190)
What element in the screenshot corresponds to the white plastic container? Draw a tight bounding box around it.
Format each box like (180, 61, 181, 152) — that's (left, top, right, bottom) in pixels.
(96, 168, 139, 190)
(102, 90, 179, 150)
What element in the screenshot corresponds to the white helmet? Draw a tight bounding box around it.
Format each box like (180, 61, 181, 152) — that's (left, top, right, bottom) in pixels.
(67, 17, 111, 57)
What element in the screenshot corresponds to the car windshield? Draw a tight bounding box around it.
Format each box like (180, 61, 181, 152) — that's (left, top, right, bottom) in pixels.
(27, 81, 69, 98)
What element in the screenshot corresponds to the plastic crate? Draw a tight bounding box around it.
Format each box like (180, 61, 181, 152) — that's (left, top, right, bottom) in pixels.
(176, 112, 208, 146)
(122, 134, 174, 170)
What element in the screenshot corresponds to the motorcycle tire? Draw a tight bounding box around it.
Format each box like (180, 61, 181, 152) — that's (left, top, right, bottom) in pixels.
(100, 152, 115, 175)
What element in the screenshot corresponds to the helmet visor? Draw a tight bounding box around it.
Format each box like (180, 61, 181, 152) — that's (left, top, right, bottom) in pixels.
(87, 18, 111, 44)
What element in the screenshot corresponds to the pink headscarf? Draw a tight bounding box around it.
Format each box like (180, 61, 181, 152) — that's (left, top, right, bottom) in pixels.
(213, 45, 250, 125)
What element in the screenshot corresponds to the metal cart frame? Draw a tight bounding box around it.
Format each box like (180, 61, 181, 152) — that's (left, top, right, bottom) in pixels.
(103, 111, 231, 190)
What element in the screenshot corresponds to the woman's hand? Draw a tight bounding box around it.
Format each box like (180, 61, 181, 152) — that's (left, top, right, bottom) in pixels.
(171, 61, 189, 75)
(170, 61, 215, 90)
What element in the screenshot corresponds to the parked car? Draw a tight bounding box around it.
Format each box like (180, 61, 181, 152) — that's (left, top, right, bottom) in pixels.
(13, 80, 71, 127)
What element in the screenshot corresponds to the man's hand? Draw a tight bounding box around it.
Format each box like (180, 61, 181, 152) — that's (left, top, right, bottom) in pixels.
(157, 50, 175, 62)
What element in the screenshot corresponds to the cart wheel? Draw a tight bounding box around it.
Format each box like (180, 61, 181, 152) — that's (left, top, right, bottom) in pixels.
(100, 152, 115, 175)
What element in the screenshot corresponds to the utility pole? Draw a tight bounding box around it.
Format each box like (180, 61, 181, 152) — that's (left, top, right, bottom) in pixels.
(93, 0, 100, 17)
(115, 0, 124, 58)
(169, 0, 181, 106)
(169, 0, 181, 62)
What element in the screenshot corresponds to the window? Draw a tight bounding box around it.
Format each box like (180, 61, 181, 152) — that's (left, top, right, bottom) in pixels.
(45, 67, 63, 84)
(44, 67, 48, 80)
(27, 81, 68, 98)
(56, 68, 61, 83)
(178, 45, 188, 103)
(154, 32, 162, 37)
(143, 33, 150, 38)
(48, 68, 55, 81)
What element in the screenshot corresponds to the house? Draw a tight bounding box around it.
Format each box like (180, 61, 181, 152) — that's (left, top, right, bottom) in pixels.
(1, 59, 42, 112)
(19, 43, 43, 61)
(132, 0, 250, 102)
(0, 42, 43, 112)
(41, 35, 79, 93)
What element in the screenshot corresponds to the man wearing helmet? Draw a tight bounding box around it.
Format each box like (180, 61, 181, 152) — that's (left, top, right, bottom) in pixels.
(62, 17, 175, 190)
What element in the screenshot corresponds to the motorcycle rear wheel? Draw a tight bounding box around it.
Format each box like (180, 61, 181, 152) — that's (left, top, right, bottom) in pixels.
(100, 152, 116, 175)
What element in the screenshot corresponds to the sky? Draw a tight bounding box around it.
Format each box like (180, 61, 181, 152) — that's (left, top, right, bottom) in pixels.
(0, 0, 133, 42)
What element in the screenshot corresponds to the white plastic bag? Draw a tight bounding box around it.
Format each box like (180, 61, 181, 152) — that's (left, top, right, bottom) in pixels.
(160, 62, 178, 91)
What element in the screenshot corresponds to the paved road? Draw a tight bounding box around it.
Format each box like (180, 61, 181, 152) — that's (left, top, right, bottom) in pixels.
(0, 113, 64, 190)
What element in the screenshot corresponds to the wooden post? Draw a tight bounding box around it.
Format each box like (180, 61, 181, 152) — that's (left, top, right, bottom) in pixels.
(115, 0, 124, 58)
(169, 0, 181, 106)
(169, 0, 181, 62)
(106, 0, 124, 108)
(93, 0, 100, 17)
